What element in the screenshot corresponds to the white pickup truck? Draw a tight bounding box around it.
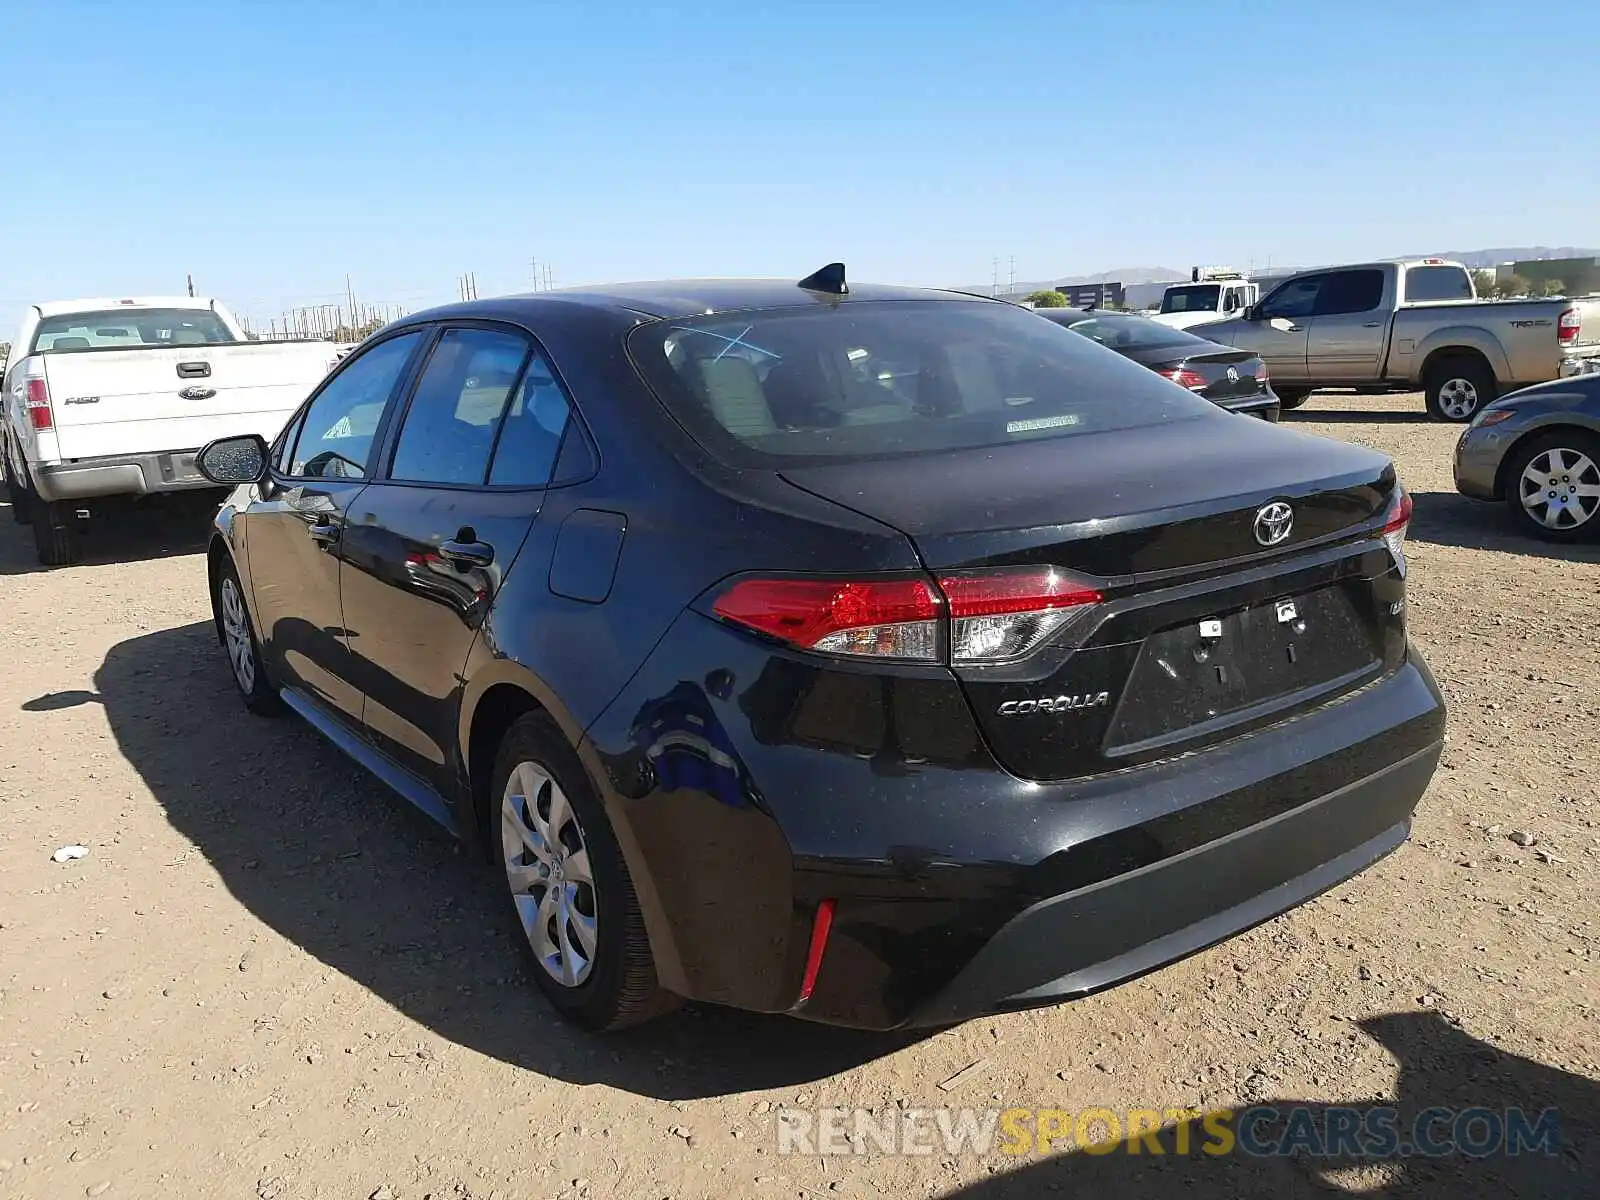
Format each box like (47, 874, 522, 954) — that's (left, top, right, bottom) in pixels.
(1150, 271, 1260, 330)
(2, 297, 338, 564)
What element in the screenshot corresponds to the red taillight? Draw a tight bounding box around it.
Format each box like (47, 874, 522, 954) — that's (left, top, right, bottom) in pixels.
(939, 567, 1103, 664)
(711, 567, 1102, 665)
(1252, 360, 1270, 382)
(1558, 307, 1581, 347)
(25, 377, 53, 430)
(712, 577, 941, 661)
(1381, 486, 1413, 576)
(1157, 367, 1209, 390)
(797, 898, 836, 1004)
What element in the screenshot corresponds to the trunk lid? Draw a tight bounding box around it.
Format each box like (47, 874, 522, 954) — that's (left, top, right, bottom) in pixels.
(40, 342, 338, 459)
(780, 416, 1406, 781)
(779, 415, 1393, 577)
(1181, 349, 1270, 403)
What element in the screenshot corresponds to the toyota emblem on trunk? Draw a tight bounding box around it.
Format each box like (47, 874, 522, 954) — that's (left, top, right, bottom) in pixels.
(1254, 501, 1294, 546)
(1226, 366, 1240, 383)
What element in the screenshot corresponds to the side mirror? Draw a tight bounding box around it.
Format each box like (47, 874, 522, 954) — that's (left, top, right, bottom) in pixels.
(196, 434, 270, 485)
(1242, 304, 1261, 321)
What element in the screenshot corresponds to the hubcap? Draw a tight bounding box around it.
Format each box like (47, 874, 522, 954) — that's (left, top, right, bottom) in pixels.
(219, 577, 256, 694)
(1519, 447, 1600, 530)
(1438, 378, 1479, 420)
(500, 762, 597, 987)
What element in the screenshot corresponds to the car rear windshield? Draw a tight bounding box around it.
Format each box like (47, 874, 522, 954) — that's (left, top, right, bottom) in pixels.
(31, 309, 237, 353)
(1056, 312, 1212, 352)
(1159, 285, 1220, 314)
(627, 300, 1213, 467)
(1403, 266, 1474, 303)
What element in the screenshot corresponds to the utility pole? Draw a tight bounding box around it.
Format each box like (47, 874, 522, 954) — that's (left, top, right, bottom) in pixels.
(186, 273, 195, 298)
(991, 258, 1000, 297)
(1009, 256, 1016, 296)
(530, 257, 540, 292)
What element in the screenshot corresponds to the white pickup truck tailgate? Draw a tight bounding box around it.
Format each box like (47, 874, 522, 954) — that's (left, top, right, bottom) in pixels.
(42, 342, 337, 460)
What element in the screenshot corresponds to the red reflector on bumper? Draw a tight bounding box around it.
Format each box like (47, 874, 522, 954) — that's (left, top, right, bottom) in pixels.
(798, 898, 837, 1003)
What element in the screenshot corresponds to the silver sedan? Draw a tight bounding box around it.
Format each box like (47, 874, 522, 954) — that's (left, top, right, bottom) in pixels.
(1455, 373, 1600, 541)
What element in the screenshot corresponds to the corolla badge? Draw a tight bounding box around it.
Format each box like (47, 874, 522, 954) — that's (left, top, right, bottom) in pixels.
(998, 692, 1110, 716)
(179, 385, 217, 400)
(1254, 501, 1294, 547)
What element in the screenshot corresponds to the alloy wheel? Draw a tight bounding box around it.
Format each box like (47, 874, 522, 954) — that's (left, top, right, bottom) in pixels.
(219, 576, 257, 694)
(500, 761, 599, 987)
(1519, 447, 1600, 531)
(1437, 378, 1480, 420)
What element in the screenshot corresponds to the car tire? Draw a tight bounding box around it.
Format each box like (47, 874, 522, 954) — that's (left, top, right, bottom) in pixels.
(1425, 355, 1497, 422)
(491, 712, 677, 1031)
(1503, 430, 1600, 542)
(28, 491, 77, 566)
(211, 556, 284, 715)
(1275, 388, 1312, 410)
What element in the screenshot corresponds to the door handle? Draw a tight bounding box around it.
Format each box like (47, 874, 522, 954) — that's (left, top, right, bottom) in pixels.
(1286, 325, 1304, 332)
(307, 521, 340, 546)
(1363, 322, 1382, 328)
(438, 538, 494, 568)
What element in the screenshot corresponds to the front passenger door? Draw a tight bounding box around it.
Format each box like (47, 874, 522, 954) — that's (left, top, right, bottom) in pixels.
(243, 330, 427, 724)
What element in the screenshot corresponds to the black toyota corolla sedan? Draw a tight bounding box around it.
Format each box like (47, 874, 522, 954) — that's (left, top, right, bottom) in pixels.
(1034, 307, 1280, 420)
(196, 265, 1445, 1032)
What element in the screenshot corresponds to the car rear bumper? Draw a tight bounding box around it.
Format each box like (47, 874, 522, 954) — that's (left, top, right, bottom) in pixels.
(906, 743, 1431, 1026)
(32, 449, 218, 501)
(588, 611, 1447, 1030)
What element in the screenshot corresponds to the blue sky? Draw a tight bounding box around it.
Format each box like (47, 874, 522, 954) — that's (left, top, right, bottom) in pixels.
(1, 0, 1593, 329)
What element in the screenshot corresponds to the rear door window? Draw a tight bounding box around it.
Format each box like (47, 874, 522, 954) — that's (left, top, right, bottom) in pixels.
(388, 328, 531, 486)
(487, 351, 573, 487)
(628, 299, 1211, 467)
(1312, 270, 1385, 316)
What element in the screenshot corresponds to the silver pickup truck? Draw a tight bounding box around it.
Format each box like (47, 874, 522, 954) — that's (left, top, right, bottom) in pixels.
(1195, 259, 1600, 421)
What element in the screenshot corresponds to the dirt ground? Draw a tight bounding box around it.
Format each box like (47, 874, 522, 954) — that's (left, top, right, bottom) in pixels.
(1, 392, 1595, 1200)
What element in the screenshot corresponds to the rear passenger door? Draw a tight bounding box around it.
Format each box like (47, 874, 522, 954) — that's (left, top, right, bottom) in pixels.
(337, 324, 576, 795)
(1304, 268, 1388, 381)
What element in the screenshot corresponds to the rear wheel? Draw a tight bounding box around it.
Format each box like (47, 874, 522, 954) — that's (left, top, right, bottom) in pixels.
(28, 491, 77, 566)
(492, 712, 676, 1030)
(1425, 355, 1496, 422)
(1504, 431, 1600, 542)
(1274, 388, 1312, 410)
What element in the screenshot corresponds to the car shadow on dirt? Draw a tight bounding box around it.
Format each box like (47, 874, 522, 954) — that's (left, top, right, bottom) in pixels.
(88, 620, 927, 1100)
(0, 493, 218, 574)
(1407, 491, 1600, 563)
(938, 1012, 1596, 1199)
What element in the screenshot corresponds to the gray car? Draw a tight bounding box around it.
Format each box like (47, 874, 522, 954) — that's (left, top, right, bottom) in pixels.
(1454, 373, 1600, 541)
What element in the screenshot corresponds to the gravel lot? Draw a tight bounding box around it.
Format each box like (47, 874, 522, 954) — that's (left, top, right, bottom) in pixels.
(1, 393, 1595, 1199)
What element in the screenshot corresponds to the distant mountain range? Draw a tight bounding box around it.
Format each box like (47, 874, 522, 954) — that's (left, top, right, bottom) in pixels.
(958, 247, 1600, 296)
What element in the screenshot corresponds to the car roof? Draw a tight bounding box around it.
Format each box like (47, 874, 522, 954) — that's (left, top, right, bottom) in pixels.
(398, 279, 994, 326)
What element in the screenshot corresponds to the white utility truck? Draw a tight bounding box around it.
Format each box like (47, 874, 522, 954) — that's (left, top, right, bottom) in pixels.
(3, 297, 338, 564)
